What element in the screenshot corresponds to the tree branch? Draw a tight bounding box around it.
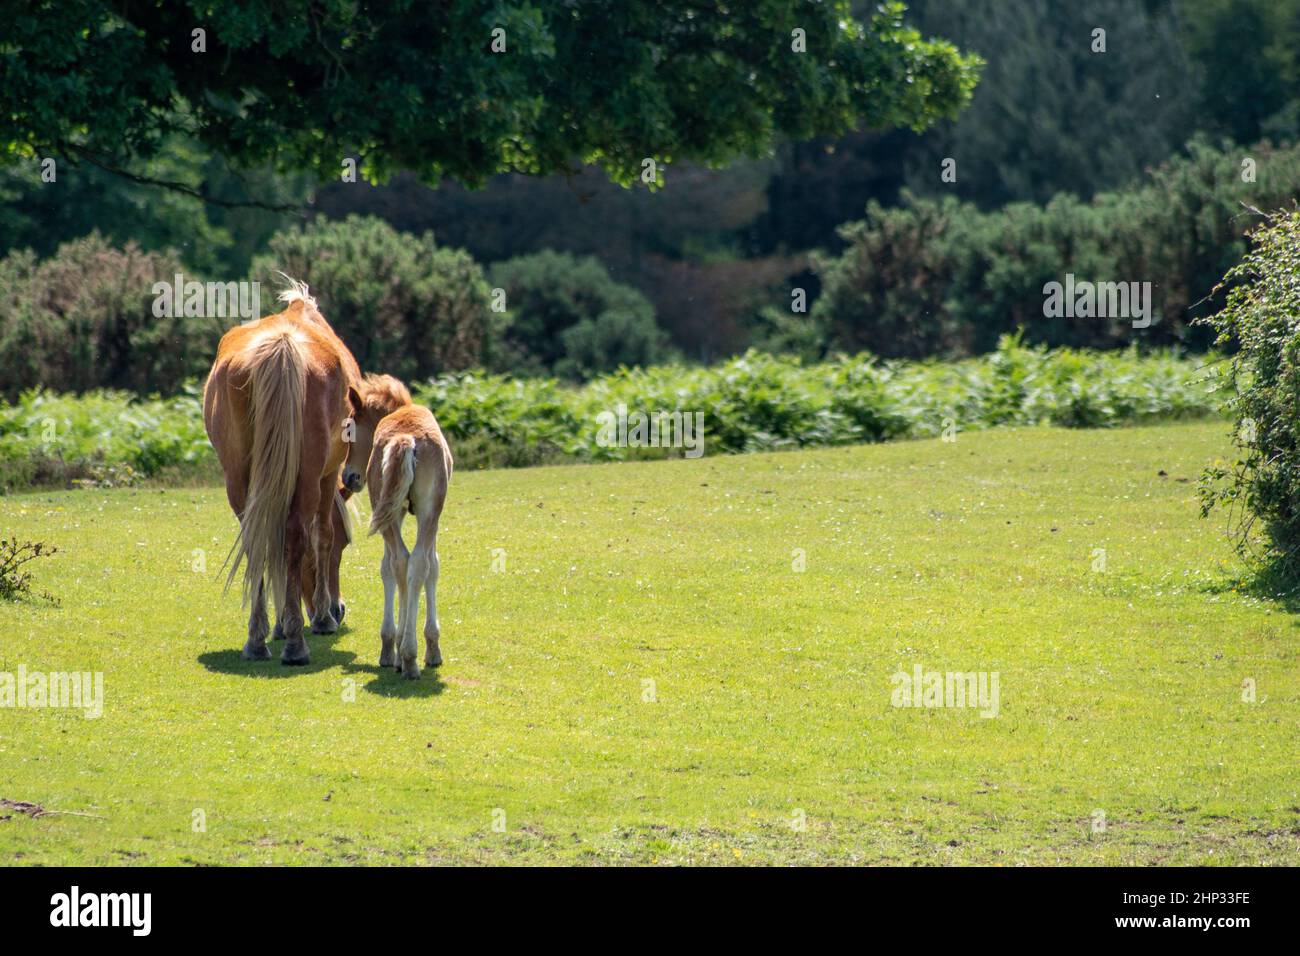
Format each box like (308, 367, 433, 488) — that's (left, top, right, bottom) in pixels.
(58, 143, 307, 213)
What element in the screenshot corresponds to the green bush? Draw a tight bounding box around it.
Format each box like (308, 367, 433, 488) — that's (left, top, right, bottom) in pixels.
(1197, 208, 1300, 577)
(813, 139, 1300, 358)
(413, 337, 1216, 466)
(0, 235, 220, 400)
(0, 386, 213, 492)
(251, 215, 498, 380)
(0, 341, 1219, 489)
(488, 251, 673, 378)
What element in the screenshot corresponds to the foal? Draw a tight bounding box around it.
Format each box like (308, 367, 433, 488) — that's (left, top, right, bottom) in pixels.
(359, 394, 454, 679)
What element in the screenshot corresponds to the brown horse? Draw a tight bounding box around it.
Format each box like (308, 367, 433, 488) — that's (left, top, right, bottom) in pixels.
(203, 281, 364, 664)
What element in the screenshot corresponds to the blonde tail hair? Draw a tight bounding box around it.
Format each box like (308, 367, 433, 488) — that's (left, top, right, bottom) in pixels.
(226, 332, 305, 611)
(368, 438, 415, 535)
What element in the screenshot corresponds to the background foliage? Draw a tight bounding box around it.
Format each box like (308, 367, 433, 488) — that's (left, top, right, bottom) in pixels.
(249, 216, 499, 381)
(0, 234, 220, 400)
(1, 0, 977, 187)
(808, 139, 1300, 358)
(5, 0, 1300, 368)
(1198, 210, 1300, 575)
(1, 338, 1219, 490)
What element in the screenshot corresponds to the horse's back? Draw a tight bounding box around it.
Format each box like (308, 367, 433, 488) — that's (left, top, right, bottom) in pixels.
(204, 303, 355, 481)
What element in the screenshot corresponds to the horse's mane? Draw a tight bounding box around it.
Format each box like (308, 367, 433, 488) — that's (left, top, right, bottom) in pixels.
(275, 273, 318, 311)
(362, 373, 412, 416)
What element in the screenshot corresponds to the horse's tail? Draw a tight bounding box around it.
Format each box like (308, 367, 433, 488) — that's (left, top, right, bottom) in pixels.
(368, 437, 416, 535)
(226, 331, 305, 610)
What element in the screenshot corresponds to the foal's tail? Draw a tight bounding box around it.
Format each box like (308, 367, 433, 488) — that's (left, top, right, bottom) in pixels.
(226, 332, 305, 609)
(368, 437, 416, 535)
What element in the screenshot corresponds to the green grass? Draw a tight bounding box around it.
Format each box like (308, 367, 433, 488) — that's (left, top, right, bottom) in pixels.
(1, 420, 1296, 865)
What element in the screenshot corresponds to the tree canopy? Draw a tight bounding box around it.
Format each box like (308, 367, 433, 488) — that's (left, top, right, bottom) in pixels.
(2, 0, 980, 187)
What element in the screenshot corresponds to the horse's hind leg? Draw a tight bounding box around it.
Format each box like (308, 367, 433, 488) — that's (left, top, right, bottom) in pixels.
(300, 529, 319, 629)
(308, 475, 340, 634)
(243, 580, 272, 660)
(328, 496, 348, 625)
(280, 480, 318, 665)
(225, 470, 271, 661)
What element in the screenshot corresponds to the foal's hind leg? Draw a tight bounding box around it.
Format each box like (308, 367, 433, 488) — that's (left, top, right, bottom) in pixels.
(380, 525, 409, 670)
(423, 540, 442, 668)
(401, 521, 438, 679)
(423, 475, 448, 668)
(377, 528, 402, 668)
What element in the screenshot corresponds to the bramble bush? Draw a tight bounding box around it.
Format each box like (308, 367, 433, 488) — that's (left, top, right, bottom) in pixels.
(1197, 209, 1300, 578)
(0, 339, 1220, 489)
(0, 537, 59, 604)
(0, 386, 213, 491)
(407, 336, 1218, 465)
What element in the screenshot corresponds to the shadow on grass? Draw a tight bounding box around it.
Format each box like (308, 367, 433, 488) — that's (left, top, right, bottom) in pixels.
(197, 628, 356, 677)
(1200, 560, 1300, 618)
(342, 657, 446, 698)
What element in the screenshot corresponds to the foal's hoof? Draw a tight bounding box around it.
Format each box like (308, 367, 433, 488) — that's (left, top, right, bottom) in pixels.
(425, 648, 443, 668)
(281, 641, 311, 666)
(378, 643, 396, 669)
(310, 612, 338, 635)
(331, 601, 346, 625)
(272, 623, 285, 641)
(242, 640, 272, 661)
(401, 658, 421, 680)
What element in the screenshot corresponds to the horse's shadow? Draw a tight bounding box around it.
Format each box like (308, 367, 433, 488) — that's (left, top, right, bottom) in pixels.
(198, 627, 356, 678)
(198, 628, 447, 697)
(343, 658, 447, 698)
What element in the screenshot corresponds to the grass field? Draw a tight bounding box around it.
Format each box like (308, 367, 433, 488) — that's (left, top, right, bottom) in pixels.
(1, 420, 1297, 865)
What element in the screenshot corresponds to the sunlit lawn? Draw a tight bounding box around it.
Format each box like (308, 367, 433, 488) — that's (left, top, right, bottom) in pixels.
(1, 420, 1296, 864)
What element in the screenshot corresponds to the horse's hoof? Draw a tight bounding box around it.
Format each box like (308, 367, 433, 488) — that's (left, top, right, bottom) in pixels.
(332, 601, 346, 625)
(242, 640, 272, 661)
(425, 649, 443, 668)
(281, 642, 311, 666)
(310, 613, 338, 635)
(272, 623, 285, 641)
(401, 658, 420, 680)
(379, 643, 395, 668)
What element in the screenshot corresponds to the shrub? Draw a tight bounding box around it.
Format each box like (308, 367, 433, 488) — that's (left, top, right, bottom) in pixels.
(0, 342, 1219, 489)
(251, 215, 498, 380)
(813, 139, 1300, 358)
(0, 537, 58, 604)
(1197, 208, 1300, 577)
(0, 386, 213, 492)
(0, 235, 219, 400)
(488, 251, 672, 378)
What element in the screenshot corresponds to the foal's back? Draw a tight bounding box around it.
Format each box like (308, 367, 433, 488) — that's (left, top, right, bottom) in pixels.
(366, 404, 453, 534)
